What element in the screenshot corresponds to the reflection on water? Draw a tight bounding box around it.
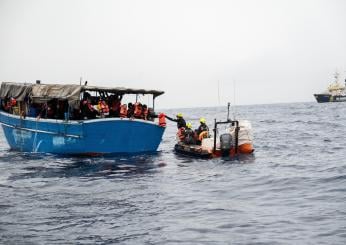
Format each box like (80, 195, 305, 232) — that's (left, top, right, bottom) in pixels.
(3, 152, 166, 180)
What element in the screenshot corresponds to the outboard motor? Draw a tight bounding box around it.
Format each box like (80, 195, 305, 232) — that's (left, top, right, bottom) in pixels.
(220, 133, 233, 157)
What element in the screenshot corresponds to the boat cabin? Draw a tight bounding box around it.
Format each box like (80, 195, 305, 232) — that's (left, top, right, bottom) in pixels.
(0, 82, 164, 121)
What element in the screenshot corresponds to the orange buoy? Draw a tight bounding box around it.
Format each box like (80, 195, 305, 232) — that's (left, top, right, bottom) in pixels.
(238, 143, 254, 154)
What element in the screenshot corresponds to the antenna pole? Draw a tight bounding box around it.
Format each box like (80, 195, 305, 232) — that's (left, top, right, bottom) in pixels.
(227, 102, 230, 121)
(213, 118, 217, 153)
(233, 80, 236, 120)
(217, 80, 220, 106)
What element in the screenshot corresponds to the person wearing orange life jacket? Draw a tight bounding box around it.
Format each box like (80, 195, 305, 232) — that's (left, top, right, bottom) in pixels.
(119, 104, 128, 118)
(97, 98, 110, 117)
(133, 102, 143, 119)
(195, 118, 210, 144)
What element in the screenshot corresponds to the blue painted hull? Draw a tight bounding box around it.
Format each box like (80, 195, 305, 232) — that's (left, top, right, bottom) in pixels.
(0, 111, 165, 155)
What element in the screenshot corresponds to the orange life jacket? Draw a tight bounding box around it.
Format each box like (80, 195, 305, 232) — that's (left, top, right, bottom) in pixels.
(198, 131, 209, 141)
(177, 127, 185, 141)
(119, 104, 128, 118)
(134, 103, 142, 118)
(158, 113, 166, 127)
(98, 100, 109, 114)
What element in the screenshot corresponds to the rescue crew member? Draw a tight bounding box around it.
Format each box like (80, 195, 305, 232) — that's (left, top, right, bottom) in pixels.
(166, 113, 186, 129)
(195, 117, 209, 144)
(196, 117, 209, 136)
(184, 122, 196, 145)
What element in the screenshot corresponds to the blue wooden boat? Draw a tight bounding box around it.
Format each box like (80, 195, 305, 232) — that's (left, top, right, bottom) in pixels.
(0, 82, 166, 155)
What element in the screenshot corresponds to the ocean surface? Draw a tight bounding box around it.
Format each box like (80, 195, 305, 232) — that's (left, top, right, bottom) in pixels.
(0, 102, 345, 244)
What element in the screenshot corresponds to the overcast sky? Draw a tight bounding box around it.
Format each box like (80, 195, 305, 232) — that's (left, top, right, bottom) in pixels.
(1, 0, 346, 108)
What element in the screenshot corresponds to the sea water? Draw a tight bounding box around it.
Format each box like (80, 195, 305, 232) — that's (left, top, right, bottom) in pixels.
(0, 102, 345, 244)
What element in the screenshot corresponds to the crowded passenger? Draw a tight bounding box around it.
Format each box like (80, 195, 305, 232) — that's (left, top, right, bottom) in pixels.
(109, 95, 122, 117)
(57, 100, 68, 119)
(1, 91, 157, 122)
(81, 97, 98, 119)
(46, 100, 57, 118)
(146, 107, 155, 121)
(142, 104, 149, 120)
(119, 104, 128, 118)
(133, 102, 143, 119)
(97, 97, 110, 117)
(2, 98, 16, 113)
(127, 102, 134, 118)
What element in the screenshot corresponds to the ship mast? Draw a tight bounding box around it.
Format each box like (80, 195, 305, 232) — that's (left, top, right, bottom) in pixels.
(334, 71, 339, 83)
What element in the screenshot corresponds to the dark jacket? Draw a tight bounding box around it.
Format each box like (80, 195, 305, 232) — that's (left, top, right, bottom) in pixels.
(196, 123, 209, 135)
(166, 115, 186, 129)
(184, 128, 196, 145)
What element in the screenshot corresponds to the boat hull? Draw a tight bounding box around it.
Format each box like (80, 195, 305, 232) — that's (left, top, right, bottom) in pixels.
(0, 112, 165, 155)
(174, 142, 254, 159)
(314, 94, 346, 103)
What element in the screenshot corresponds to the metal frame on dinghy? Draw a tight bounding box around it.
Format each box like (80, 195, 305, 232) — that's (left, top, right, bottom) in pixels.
(213, 118, 239, 156)
(174, 103, 241, 158)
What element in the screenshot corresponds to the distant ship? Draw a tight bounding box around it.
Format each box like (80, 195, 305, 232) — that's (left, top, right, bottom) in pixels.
(314, 72, 346, 103)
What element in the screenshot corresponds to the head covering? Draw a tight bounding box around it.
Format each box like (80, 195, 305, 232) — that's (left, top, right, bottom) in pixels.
(186, 122, 192, 129)
(177, 113, 183, 118)
(200, 118, 206, 124)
